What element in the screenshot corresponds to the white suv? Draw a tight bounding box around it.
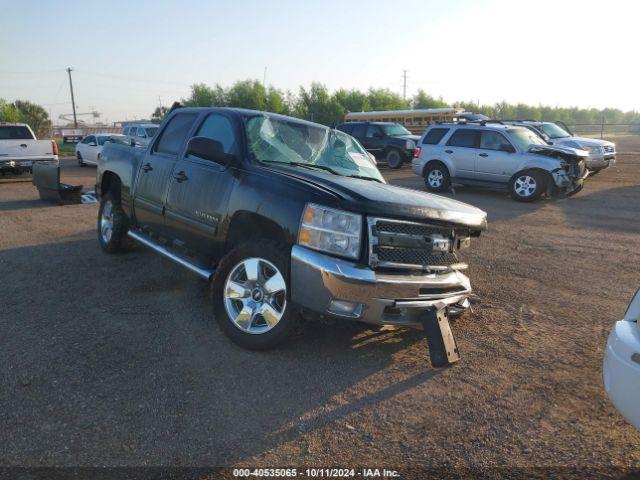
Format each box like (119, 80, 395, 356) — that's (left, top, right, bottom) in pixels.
(412, 122, 589, 202)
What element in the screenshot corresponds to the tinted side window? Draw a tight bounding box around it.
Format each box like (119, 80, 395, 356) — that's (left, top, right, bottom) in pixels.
(423, 128, 449, 145)
(137, 128, 146, 137)
(365, 125, 381, 138)
(154, 114, 197, 156)
(190, 114, 237, 158)
(447, 129, 478, 148)
(351, 124, 366, 138)
(129, 127, 137, 137)
(480, 131, 510, 151)
(86, 136, 96, 144)
(81, 136, 92, 144)
(337, 124, 353, 134)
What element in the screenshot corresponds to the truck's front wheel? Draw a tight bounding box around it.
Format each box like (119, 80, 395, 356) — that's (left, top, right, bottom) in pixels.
(212, 241, 298, 350)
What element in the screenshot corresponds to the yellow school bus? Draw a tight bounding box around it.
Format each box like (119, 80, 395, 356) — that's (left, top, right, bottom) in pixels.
(344, 108, 464, 135)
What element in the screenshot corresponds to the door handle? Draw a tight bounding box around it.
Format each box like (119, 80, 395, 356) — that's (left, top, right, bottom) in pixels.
(141, 163, 153, 173)
(20, 144, 27, 148)
(479, 153, 488, 157)
(444, 149, 453, 154)
(174, 171, 188, 183)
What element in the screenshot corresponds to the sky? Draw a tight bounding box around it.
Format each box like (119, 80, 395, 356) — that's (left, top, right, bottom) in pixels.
(1, 0, 638, 124)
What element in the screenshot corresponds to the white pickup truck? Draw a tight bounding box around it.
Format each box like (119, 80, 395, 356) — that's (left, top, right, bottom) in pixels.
(0, 123, 58, 175)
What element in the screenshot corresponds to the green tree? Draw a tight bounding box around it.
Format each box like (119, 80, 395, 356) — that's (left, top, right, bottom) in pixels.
(294, 83, 344, 125)
(412, 90, 449, 109)
(0, 99, 21, 123)
(11, 100, 50, 137)
(366, 88, 409, 111)
(333, 89, 370, 113)
(183, 83, 226, 107)
(151, 106, 169, 123)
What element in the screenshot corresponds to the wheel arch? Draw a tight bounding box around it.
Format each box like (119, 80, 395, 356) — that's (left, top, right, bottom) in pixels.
(225, 211, 290, 255)
(100, 171, 122, 199)
(422, 158, 452, 177)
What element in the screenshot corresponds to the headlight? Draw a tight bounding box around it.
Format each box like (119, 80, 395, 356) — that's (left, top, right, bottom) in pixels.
(405, 140, 416, 150)
(583, 145, 603, 155)
(298, 204, 362, 259)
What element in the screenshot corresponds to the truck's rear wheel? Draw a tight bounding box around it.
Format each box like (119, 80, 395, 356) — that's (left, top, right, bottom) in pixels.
(212, 241, 298, 350)
(97, 192, 133, 253)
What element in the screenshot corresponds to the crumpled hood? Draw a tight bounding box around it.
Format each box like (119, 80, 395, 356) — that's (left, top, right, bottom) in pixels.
(529, 143, 589, 159)
(263, 165, 488, 230)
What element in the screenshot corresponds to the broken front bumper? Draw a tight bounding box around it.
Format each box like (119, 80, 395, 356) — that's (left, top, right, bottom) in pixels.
(290, 245, 472, 328)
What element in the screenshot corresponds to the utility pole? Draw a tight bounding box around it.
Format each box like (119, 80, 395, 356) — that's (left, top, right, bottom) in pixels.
(402, 70, 408, 100)
(66, 67, 78, 128)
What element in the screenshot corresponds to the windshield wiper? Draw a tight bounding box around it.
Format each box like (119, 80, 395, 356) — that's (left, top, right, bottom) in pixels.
(346, 174, 383, 183)
(261, 160, 341, 176)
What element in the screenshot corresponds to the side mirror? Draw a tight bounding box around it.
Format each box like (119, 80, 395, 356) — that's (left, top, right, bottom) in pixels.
(186, 136, 231, 165)
(89, 142, 97, 147)
(500, 144, 516, 153)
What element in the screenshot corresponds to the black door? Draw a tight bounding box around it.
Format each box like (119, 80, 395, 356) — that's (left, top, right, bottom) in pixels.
(164, 112, 240, 262)
(362, 124, 385, 153)
(133, 113, 198, 234)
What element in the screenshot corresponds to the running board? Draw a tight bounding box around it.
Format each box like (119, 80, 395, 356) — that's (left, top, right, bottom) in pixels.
(127, 230, 215, 281)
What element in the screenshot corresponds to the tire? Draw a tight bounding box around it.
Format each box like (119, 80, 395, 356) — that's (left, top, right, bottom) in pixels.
(509, 170, 545, 202)
(424, 162, 451, 192)
(97, 191, 134, 253)
(212, 241, 298, 350)
(77, 152, 85, 167)
(587, 169, 600, 177)
(385, 149, 403, 169)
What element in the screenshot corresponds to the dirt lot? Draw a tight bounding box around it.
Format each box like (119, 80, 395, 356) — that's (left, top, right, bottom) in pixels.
(1, 139, 639, 478)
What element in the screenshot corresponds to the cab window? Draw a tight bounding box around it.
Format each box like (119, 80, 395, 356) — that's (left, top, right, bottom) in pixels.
(189, 114, 237, 159)
(153, 114, 197, 156)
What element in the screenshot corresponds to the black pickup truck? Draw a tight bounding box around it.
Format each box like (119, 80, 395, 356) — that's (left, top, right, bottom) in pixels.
(96, 106, 487, 362)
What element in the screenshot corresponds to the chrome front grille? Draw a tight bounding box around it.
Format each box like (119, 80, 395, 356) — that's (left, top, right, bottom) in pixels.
(368, 217, 462, 271)
(603, 145, 615, 154)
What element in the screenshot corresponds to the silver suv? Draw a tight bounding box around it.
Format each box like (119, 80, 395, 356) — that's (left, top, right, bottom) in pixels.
(504, 121, 615, 174)
(412, 122, 589, 202)
(122, 123, 159, 148)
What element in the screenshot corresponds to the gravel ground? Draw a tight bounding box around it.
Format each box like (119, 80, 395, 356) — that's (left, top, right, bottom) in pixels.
(1, 139, 639, 478)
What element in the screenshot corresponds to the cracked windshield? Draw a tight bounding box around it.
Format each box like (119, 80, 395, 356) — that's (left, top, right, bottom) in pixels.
(246, 115, 385, 183)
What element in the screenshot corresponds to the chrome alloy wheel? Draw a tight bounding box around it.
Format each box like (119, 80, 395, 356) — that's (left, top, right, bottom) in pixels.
(428, 169, 444, 188)
(223, 257, 287, 334)
(100, 200, 114, 243)
(514, 175, 537, 197)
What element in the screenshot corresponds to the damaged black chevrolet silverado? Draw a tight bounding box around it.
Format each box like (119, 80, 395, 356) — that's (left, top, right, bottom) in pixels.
(96, 106, 487, 365)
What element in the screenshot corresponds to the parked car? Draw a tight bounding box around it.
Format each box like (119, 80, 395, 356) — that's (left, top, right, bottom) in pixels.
(336, 121, 420, 169)
(122, 123, 159, 148)
(504, 121, 616, 174)
(412, 122, 589, 202)
(604, 289, 640, 430)
(76, 134, 126, 166)
(0, 122, 58, 175)
(96, 107, 487, 352)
